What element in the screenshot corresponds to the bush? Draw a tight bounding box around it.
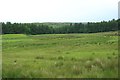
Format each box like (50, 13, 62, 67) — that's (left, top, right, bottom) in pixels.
(57, 56, 64, 60)
(35, 56, 44, 59)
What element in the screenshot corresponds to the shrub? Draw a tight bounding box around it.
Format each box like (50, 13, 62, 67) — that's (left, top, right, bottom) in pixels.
(71, 57, 77, 61)
(35, 56, 44, 59)
(57, 56, 64, 60)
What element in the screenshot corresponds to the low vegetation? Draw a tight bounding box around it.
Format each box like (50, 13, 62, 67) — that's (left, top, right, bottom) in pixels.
(2, 31, 118, 78)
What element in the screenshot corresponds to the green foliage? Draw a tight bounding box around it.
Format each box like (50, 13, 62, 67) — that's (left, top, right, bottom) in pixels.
(2, 19, 119, 34)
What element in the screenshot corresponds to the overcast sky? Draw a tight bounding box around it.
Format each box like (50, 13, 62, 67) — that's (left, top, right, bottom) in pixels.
(0, 0, 119, 23)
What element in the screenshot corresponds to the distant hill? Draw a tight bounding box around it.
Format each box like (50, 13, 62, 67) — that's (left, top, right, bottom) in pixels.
(34, 22, 87, 28)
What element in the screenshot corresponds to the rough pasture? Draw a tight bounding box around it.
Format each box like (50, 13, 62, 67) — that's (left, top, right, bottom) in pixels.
(2, 32, 118, 78)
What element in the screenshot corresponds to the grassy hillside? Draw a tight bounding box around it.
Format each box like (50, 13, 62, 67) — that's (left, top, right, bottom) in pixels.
(2, 31, 118, 78)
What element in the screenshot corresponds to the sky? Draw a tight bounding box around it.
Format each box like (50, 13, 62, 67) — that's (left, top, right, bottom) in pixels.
(0, 0, 119, 23)
(119, 1, 120, 19)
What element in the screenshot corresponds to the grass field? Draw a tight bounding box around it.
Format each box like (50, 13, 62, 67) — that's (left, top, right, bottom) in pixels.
(2, 32, 118, 78)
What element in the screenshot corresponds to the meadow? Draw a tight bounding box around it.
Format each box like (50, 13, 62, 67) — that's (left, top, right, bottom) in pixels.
(2, 31, 118, 78)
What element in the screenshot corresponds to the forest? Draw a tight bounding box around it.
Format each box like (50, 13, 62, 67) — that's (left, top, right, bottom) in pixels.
(2, 19, 119, 34)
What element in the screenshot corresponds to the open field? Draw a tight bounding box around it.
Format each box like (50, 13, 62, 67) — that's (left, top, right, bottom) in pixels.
(2, 32, 118, 78)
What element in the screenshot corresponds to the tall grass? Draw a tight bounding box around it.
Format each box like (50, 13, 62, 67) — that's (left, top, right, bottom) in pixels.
(2, 31, 118, 78)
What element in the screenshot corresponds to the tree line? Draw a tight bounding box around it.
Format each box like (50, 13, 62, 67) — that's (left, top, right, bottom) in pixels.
(2, 19, 119, 34)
